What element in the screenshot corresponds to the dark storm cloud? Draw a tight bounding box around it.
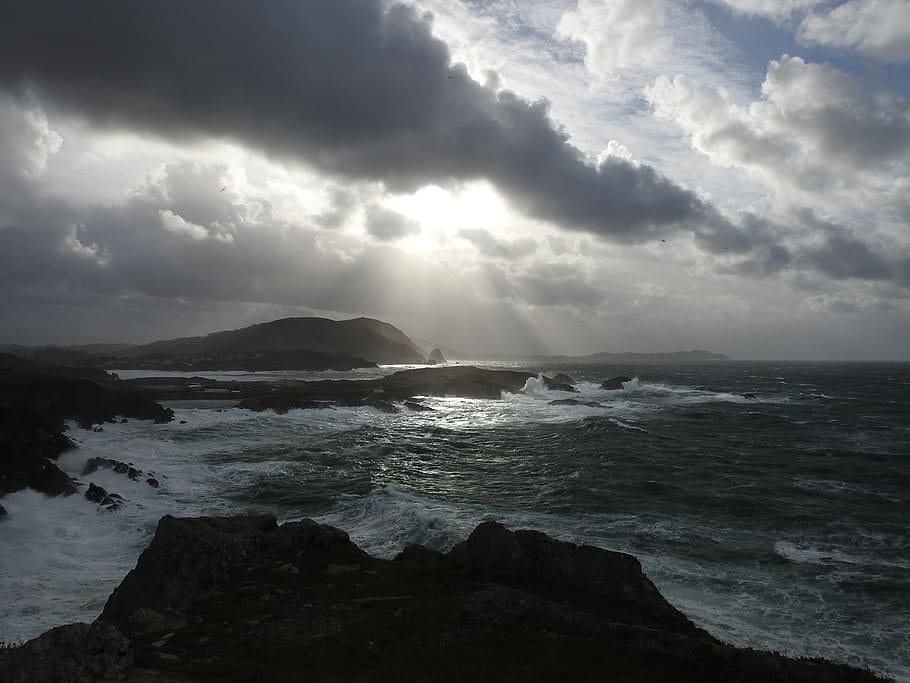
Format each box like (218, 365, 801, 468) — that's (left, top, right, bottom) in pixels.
(0, 0, 714, 242)
(804, 235, 893, 281)
(364, 205, 420, 241)
(479, 263, 603, 307)
(794, 210, 894, 281)
(457, 228, 536, 259)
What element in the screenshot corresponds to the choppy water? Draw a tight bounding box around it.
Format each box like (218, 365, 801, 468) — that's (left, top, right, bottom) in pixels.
(1, 361, 908, 680)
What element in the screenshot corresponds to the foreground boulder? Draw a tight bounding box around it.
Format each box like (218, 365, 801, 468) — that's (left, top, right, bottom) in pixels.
(1, 514, 886, 682)
(0, 622, 131, 683)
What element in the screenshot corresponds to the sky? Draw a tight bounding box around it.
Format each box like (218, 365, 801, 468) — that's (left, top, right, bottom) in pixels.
(0, 0, 908, 359)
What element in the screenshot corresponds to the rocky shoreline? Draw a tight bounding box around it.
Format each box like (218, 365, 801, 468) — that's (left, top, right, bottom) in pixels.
(0, 354, 173, 501)
(0, 514, 888, 682)
(0, 357, 589, 510)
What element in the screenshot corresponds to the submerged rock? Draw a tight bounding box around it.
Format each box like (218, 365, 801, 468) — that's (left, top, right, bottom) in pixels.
(601, 375, 632, 390)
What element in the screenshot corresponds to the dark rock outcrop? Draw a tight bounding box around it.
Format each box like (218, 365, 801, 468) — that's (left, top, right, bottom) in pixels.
(551, 372, 576, 385)
(549, 398, 603, 408)
(0, 357, 172, 501)
(238, 366, 538, 413)
(85, 482, 109, 504)
(601, 375, 632, 390)
(0, 503, 6, 518)
(0, 405, 77, 497)
(404, 400, 434, 412)
(426, 347, 446, 364)
(82, 457, 144, 482)
(85, 482, 125, 510)
(3, 514, 887, 682)
(542, 375, 578, 393)
(0, 622, 132, 683)
(100, 515, 363, 627)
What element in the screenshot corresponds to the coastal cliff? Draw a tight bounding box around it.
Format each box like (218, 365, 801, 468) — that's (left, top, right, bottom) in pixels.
(0, 515, 887, 682)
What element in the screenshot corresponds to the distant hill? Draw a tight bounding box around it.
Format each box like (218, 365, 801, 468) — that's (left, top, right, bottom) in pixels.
(125, 317, 427, 367)
(2, 317, 428, 371)
(533, 350, 730, 364)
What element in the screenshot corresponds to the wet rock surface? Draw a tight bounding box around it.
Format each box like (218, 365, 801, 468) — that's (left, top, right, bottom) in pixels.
(0, 354, 173, 504)
(236, 366, 539, 413)
(601, 375, 633, 390)
(1, 514, 887, 682)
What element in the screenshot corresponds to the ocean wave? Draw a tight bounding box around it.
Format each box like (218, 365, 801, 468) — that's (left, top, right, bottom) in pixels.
(774, 541, 910, 570)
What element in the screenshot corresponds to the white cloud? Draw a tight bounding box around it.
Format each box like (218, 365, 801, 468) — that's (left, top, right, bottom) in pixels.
(0, 96, 62, 179)
(158, 209, 210, 241)
(705, 0, 822, 20)
(556, 0, 669, 77)
(645, 55, 910, 231)
(798, 0, 910, 62)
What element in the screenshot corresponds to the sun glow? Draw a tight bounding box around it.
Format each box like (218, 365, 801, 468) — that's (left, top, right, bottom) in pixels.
(385, 182, 508, 254)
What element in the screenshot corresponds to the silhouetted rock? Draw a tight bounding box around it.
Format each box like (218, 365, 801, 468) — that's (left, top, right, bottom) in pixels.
(0, 405, 77, 497)
(85, 482, 125, 510)
(542, 376, 578, 392)
(427, 347, 446, 364)
(0, 503, 6, 519)
(551, 372, 576, 385)
(100, 515, 363, 627)
(743, 392, 757, 400)
(238, 366, 538, 413)
(85, 482, 109, 504)
(0, 622, 131, 683)
(601, 375, 632, 390)
(404, 400, 434, 412)
(146, 478, 159, 488)
(2, 514, 886, 682)
(549, 399, 603, 408)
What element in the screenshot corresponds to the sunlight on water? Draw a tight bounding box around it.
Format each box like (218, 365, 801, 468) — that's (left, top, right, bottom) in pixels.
(1, 362, 908, 681)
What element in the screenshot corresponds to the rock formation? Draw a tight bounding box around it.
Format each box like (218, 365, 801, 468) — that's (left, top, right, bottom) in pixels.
(0, 514, 887, 682)
(426, 347, 446, 364)
(0, 355, 173, 506)
(601, 375, 632, 390)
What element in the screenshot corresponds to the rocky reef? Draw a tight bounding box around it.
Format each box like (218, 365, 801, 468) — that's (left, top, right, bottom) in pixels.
(0, 514, 888, 682)
(0, 354, 174, 504)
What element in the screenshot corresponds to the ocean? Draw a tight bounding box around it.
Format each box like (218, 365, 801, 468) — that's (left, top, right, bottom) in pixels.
(1, 361, 908, 680)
